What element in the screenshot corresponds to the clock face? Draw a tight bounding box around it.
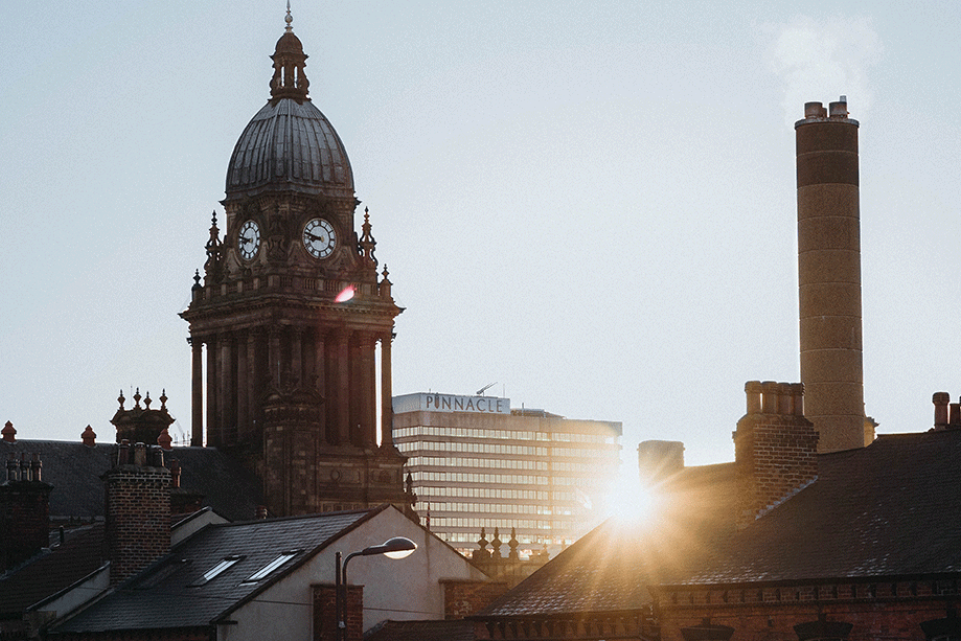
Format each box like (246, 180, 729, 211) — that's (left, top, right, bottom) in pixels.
(238, 220, 261, 260)
(303, 218, 336, 258)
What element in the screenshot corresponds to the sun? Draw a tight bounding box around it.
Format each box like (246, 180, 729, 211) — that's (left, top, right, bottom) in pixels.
(601, 468, 660, 527)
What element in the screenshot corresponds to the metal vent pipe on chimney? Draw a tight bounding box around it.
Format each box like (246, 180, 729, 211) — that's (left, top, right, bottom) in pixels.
(795, 96, 867, 453)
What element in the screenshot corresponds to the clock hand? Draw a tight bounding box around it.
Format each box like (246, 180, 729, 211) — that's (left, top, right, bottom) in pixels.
(305, 231, 326, 243)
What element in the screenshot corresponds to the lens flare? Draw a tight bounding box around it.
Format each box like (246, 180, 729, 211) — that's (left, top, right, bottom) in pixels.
(335, 285, 355, 303)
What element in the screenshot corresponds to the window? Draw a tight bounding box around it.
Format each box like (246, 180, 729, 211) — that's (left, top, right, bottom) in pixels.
(196, 555, 243, 584)
(245, 551, 299, 582)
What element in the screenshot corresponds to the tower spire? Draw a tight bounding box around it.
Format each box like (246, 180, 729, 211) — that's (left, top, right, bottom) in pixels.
(270, 2, 309, 103)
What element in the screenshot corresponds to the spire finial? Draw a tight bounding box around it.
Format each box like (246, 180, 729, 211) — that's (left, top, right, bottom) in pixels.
(285, 1, 293, 32)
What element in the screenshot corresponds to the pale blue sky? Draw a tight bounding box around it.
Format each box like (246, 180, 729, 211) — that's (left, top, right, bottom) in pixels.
(2, 1, 959, 466)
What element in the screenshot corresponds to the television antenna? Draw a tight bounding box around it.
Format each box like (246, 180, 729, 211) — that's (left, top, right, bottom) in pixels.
(476, 382, 496, 396)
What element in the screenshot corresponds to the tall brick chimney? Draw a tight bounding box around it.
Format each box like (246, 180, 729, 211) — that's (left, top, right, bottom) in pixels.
(796, 97, 872, 453)
(733, 381, 818, 530)
(103, 441, 171, 584)
(0, 454, 52, 570)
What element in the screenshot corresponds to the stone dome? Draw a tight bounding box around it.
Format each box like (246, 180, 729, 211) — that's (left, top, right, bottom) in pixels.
(225, 99, 354, 200)
(224, 15, 354, 201)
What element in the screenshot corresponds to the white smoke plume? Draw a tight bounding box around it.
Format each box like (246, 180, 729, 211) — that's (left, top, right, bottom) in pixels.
(762, 15, 883, 125)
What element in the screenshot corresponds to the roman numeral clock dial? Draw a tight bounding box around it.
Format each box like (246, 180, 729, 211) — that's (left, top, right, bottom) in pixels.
(303, 218, 336, 258)
(238, 220, 261, 260)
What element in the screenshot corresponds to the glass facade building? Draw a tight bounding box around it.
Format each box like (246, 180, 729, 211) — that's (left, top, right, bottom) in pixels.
(392, 392, 622, 554)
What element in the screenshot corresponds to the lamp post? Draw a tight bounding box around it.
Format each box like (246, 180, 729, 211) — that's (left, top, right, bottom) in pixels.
(335, 536, 417, 641)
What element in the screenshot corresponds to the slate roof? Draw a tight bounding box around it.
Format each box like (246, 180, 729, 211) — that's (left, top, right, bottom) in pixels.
(0, 524, 106, 618)
(54, 507, 383, 634)
(477, 428, 961, 624)
(1, 440, 263, 522)
(678, 429, 961, 585)
(365, 619, 479, 641)
(476, 462, 736, 618)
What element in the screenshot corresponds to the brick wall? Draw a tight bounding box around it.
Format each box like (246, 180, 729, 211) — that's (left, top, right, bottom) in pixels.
(656, 580, 961, 641)
(314, 584, 364, 641)
(734, 382, 818, 530)
(104, 445, 171, 584)
(443, 579, 510, 619)
(0, 471, 52, 571)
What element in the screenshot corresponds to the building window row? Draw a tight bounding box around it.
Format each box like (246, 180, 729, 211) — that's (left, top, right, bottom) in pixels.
(396, 440, 549, 457)
(430, 516, 557, 531)
(407, 456, 548, 471)
(411, 471, 549, 485)
(425, 501, 566, 516)
(418, 486, 550, 501)
(394, 425, 616, 444)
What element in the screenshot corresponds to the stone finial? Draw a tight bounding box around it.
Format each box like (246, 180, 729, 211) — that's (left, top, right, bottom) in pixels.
(491, 527, 503, 560)
(81, 425, 97, 447)
(111, 389, 175, 445)
(472, 527, 491, 562)
(157, 428, 173, 451)
(2, 421, 15, 443)
(508, 527, 519, 561)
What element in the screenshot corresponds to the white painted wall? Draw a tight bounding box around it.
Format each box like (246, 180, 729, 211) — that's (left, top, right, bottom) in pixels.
(223, 506, 489, 640)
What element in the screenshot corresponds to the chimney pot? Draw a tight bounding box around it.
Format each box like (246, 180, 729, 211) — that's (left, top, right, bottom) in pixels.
(933, 392, 950, 428)
(829, 97, 849, 118)
(745, 381, 763, 414)
(170, 459, 181, 488)
(761, 381, 779, 413)
(777, 384, 794, 415)
(6, 456, 19, 481)
(950, 403, 961, 427)
(804, 102, 825, 119)
(118, 440, 131, 465)
(2, 421, 16, 443)
(30, 454, 42, 482)
(134, 442, 147, 467)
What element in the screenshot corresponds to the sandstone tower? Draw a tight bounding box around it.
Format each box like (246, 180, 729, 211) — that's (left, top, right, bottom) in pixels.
(180, 9, 410, 516)
(795, 97, 871, 453)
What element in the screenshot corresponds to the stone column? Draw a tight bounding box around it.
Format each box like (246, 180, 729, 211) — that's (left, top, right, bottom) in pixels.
(358, 332, 377, 447)
(291, 326, 303, 386)
(313, 329, 328, 441)
(237, 330, 249, 440)
(190, 336, 203, 446)
(206, 334, 219, 447)
(331, 330, 350, 445)
(268, 325, 283, 389)
(380, 332, 395, 450)
(219, 335, 235, 445)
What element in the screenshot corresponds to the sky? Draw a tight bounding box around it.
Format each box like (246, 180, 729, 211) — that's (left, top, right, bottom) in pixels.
(1, 1, 959, 468)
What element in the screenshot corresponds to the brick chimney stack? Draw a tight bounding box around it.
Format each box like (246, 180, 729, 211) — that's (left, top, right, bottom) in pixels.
(796, 97, 872, 453)
(103, 440, 171, 584)
(734, 382, 819, 530)
(1, 453, 52, 571)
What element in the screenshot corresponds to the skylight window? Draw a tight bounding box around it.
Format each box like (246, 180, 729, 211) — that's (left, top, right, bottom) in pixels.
(245, 550, 300, 582)
(201, 555, 243, 583)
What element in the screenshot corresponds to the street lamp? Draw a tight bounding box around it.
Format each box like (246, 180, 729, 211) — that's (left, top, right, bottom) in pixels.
(335, 536, 417, 641)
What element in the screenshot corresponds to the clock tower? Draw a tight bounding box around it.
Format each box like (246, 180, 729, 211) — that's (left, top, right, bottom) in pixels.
(181, 9, 410, 517)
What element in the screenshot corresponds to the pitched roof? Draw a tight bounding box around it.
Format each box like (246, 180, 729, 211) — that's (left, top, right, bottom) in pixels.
(365, 619, 480, 641)
(54, 507, 383, 633)
(475, 462, 736, 618)
(1, 440, 263, 522)
(678, 429, 961, 585)
(0, 524, 106, 617)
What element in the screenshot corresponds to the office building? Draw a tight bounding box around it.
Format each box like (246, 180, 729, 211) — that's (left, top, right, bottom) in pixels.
(393, 392, 622, 553)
